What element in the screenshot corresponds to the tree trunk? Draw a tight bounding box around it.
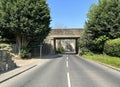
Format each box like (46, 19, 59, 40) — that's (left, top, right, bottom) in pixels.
(16, 33, 21, 54)
(16, 33, 29, 54)
(21, 36, 29, 48)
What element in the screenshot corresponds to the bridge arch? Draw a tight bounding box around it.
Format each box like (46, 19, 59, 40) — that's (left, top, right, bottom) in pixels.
(53, 37, 79, 54)
(44, 28, 84, 54)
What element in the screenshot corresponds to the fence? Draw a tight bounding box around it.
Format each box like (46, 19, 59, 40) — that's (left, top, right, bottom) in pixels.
(11, 43, 53, 57)
(31, 43, 53, 57)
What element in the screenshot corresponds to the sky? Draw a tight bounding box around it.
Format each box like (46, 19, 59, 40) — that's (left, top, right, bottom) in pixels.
(46, 0, 98, 28)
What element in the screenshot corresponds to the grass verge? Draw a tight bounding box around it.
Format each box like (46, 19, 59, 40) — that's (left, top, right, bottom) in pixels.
(82, 54, 120, 68)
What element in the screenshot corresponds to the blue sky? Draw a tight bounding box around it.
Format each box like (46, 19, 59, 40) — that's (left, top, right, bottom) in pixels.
(47, 0, 98, 28)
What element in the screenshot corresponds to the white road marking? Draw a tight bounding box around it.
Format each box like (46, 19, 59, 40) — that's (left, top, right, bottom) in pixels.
(66, 61, 68, 68)
(67, 55, 68, 60)
(66, 55, 68, 68)
(67, 72, 71, 87)
(66, 55, 71, 87)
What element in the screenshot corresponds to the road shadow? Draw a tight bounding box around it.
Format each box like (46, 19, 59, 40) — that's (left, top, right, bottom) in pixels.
(31, 52, 77, 59)
(62, 52, 76, 55)
(32, 54, 63, 59)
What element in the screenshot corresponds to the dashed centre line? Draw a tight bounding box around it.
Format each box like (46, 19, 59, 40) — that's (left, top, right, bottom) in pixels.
(67, 72, 71, 87)
(67, 55, 68, 60)
(66, 55, 69, 68)
(66, 61, 68, 68)
(66, 55, 71, 87)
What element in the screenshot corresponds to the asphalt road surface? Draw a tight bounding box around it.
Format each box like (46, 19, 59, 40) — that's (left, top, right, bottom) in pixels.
(0, 54, 120, 87)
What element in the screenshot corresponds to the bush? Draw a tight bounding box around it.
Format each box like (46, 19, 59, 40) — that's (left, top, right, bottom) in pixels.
(92, 35, 109, 52)
(104, 38, 120, 57)
(0, 43, 12, 52)
(79, 47, 93, 55)
(19, 47, 29, 58)
(56, 47, 64, 54)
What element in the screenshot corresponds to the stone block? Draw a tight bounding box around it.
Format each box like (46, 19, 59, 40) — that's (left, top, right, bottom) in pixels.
(0, 50, 17, 73)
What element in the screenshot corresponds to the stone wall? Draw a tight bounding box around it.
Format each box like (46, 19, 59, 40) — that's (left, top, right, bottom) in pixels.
(44, 29, 84, 54)
(0, 50, 16, 73)
(49, 28, 84, 36)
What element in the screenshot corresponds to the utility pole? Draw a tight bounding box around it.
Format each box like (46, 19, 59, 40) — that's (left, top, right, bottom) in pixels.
(39, 43, 43, 58)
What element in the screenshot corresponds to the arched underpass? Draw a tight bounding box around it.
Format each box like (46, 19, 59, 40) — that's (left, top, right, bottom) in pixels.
(53, 37, 79, 54)
(44, 28, 84, 54)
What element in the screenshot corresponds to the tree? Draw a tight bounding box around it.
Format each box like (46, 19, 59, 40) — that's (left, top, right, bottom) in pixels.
(82, 0, 120, 53)
(0, 0, 51, 55)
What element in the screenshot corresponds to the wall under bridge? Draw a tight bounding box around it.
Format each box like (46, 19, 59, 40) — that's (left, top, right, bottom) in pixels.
(44, 28, 84, 54)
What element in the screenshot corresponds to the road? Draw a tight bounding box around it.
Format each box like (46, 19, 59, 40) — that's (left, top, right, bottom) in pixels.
(0, 54, 120, 87)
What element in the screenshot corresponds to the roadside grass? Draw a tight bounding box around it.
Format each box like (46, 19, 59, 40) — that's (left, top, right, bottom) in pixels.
(82, 53, 120, 68)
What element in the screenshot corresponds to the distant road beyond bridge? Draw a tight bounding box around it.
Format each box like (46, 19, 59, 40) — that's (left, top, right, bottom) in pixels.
(44, 28, 84, 54)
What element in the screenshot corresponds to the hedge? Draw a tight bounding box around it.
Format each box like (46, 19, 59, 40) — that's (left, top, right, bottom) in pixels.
(104, 38, 120, 57)
(0, 43, 12, 52)
(56, 47, 64, 54)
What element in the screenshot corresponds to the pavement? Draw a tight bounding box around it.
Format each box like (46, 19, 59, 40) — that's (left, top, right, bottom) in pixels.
(0, 54, 120, 87)
(0, 56, 51, 83)
(69, 55, 120, 87)
(0, 55, 120, 87)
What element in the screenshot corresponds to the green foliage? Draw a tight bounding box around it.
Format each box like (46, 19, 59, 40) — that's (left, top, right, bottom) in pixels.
(56, 47, 64, 54)
(79, 47, 91, 55)
(19, 47, 30, 58)
(83, 53, 120, 68)
(92, 35, 109, 52)
(104, 38, 120, 57)
(0, 43, 12, 52)
(78, 31, 92, 55)
(0, 36, 5, 42)
(80, 0, 120, 54)
(0, 0, 51, 55)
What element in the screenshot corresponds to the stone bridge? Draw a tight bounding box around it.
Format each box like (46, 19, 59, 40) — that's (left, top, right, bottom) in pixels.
(44, 28, 84, 54)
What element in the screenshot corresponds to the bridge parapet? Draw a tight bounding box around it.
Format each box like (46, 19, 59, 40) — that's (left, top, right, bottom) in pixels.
(49, 28, 84, 36)
(44, 28, 84, 54)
